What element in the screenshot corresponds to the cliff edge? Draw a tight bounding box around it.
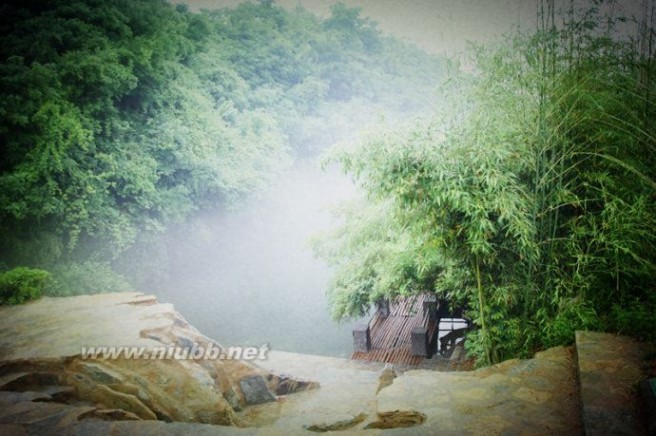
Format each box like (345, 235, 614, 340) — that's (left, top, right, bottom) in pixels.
(0, 292, 316, 433)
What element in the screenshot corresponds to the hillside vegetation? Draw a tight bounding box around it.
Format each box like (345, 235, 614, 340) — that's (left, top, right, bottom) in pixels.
(0, 0, 441, 297)
(314, 0, 656, 364)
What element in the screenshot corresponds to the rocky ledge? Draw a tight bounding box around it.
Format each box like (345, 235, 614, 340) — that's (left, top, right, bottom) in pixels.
(2, 293, 652, 435)
(0, 292, 317, 433)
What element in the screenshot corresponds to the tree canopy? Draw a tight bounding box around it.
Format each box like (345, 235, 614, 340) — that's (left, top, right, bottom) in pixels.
(0, 0, 442, 291)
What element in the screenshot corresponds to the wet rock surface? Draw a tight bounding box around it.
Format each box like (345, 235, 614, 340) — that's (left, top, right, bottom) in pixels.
(576, 330, 654, 436)
(239, 375, 276, 405)
(365, 410, 426, 429)
(374, 346, 582, 434)
(267, 373, 320, 396)
(0, 294, 652, 434)
(376, 364, 397, 394)
(0, 293, 315, 432)
(251, 346, 583, 434)
(304, 412, 368, 432)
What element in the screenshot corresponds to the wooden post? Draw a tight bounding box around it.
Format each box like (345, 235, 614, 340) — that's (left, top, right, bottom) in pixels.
(411, 326, 428, 356)
(435, 299, 450, 320)
(376, 299, 390, 318)
(422, 294, 437, 322)
(352, 324, 371, 352)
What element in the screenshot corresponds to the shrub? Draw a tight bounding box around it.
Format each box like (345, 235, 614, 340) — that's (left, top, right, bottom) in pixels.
(543, 299, 602, 348)
(45, 261, 133, 297)
(610, 296, 656, 342)
(0, 267, 50, 305)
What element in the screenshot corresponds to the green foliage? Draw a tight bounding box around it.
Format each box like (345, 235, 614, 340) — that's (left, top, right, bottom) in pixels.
(0, 267, 50, 305)
(0, 0, 441, 285)
(311, 197, 419, 320)
(543, 299, 602, 348)
(45, 261, 133, 297)
(315, 1, 656, 365)
(610, 295, 656, 342)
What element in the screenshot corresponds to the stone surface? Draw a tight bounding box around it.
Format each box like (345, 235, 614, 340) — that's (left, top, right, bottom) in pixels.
(375, 346, 582, 434)
(365, 410, 426, 429)
(1, 390, 276, 434)
(266, 373, 319, 396)
(450, 343, 465, 361)
(0, 293, 170, 361)
(239, 375, 276, 405)
(2, 293, 650, 434)
(0, 391, 53, 404)
(304, 412, 367, 432)
(0, 400, 96, 434)
(576, 330, 653, 436)
(250, 346, 584, 434)
(376, 365, 397, 394)
(250, 350, 382, 431)
(0, 293, 315, 429)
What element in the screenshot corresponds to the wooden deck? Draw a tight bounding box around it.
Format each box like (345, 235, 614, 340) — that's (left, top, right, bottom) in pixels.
(351, 294, 438, 366)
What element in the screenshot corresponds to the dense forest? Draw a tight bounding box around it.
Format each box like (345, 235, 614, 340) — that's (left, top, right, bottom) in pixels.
(0, 0, 440, 298)
(314, 1, 656, 364)
(2, 0, 655, 366)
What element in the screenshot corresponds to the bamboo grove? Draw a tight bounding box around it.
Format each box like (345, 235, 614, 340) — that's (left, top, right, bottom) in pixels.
(315, 0, 656, 364)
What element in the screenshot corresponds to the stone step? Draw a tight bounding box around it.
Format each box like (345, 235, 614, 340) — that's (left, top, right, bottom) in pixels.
(575, 330, 653, 435)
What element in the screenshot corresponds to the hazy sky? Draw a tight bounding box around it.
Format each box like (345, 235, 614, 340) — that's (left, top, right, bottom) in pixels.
(177, 0, 648, 55)
(179, 0, 531, 54)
